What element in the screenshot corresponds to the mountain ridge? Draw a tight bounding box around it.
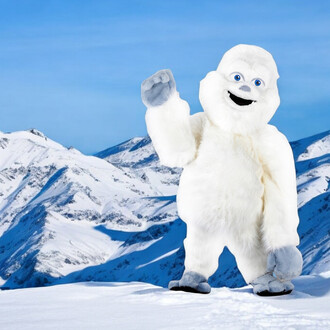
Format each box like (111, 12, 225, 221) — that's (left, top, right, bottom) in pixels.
(0, 128, 329, 289)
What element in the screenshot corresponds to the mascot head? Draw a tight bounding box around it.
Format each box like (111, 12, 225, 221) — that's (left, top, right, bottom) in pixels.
(199, 44, 280, 134)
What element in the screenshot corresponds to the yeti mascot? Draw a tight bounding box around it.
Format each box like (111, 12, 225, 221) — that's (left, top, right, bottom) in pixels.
(141, 44, 303, 296)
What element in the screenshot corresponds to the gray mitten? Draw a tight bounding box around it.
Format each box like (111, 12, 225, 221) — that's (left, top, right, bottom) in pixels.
(168, 271, 211, 294)
(141, 69, 176, 107)
(267, 246, 303, 281)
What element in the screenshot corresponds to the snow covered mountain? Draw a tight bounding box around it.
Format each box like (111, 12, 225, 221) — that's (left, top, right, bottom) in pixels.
(0, 130, 178, 288)
(0, 128, 329, 289)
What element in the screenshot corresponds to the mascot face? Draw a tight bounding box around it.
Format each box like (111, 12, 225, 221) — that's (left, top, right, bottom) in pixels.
(199, 44, 280, 134)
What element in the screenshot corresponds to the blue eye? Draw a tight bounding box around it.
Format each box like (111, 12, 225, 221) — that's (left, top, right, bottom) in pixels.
(234, 74, 241, 81)
(255, 79, 261, 86)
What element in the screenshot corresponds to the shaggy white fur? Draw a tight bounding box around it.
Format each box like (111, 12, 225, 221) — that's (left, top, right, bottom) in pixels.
(143, 44, 301, 288)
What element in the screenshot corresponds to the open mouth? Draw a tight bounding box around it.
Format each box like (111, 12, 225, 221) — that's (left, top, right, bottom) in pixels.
(228, 91, 255, 106)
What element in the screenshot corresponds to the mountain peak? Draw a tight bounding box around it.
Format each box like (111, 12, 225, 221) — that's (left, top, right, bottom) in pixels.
(28, 128, 47, 140)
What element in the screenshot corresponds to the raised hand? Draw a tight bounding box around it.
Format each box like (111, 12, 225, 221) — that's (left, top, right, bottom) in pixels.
(141, 69, 176, 107)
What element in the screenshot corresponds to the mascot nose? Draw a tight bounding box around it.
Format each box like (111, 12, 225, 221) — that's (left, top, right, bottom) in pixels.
(239, 85, 251, 92)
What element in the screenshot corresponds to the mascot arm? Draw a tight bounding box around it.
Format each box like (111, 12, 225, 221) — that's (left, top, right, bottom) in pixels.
(142, 69, 204, 167)
(257, 125, 300, 252)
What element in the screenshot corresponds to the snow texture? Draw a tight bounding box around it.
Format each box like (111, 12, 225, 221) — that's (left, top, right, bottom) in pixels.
(0, 273, 329, 329)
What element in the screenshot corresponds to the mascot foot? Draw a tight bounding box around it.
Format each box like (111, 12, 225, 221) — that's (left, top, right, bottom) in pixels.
(168, 271, 211, 294)
(251, 273, 294, 297)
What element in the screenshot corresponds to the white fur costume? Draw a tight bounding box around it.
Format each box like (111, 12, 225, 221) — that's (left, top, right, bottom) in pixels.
(142, 45, 302, 294)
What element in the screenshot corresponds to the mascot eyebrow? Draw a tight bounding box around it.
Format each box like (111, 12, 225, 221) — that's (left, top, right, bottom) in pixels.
(141, 44, 302, 296)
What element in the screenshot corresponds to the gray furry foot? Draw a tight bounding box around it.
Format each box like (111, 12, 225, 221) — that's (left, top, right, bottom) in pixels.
(141, 69, 176, 107)
(168, 271, 211, 294)
(251, 273, 294, 296)
(267, 246, 303, 281)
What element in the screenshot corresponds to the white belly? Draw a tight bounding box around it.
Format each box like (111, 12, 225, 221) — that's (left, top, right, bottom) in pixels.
(177, 126, 264, 237)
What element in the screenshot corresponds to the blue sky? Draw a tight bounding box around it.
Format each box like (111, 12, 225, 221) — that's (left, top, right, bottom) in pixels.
(0, 1, 329, 154)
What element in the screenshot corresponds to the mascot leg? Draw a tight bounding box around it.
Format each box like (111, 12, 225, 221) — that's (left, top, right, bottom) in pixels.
(230, 245, 268, 285)
(169, 226, 223, 294)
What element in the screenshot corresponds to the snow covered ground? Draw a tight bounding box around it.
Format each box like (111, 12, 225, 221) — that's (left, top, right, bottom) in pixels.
(0, 272, 329, 330)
